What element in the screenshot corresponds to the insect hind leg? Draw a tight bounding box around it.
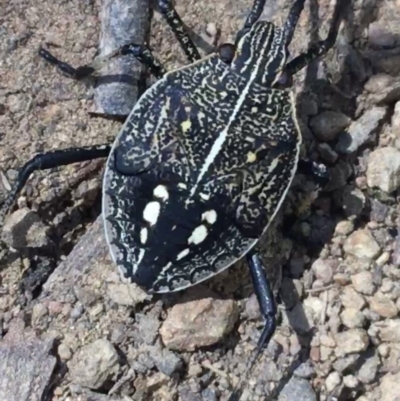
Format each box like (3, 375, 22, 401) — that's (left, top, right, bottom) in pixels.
(283, 0, 306, 46)
(228, 252, 276, 401)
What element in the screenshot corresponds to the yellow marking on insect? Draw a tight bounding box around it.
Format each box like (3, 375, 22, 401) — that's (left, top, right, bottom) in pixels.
(181, 120, 192, 133)
(177, 248, 190, 260)
(220, 91, 228, 99)
(178, 183, 187, 190)
(143, 201, 161, 226)
(247, 152, 257, 163)
(153, 185, 169, 201)
(251, 107, 258, 113)
(202, 210, 217, 225)
(188, 225, 208, 245)
(140, 227, 148, 244)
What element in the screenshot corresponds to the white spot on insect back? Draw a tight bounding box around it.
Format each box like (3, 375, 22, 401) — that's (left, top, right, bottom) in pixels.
(177, 248, 190, 260)
(143, 201, 161, 226)
(188, 225, 208, 245)
(202, 210, 217, 225)
(140, 227, 148, 244)
(153, 185, 169, 201)
(199, 192, 210, 201)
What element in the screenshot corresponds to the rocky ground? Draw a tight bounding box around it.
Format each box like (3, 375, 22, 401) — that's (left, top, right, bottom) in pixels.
(1, 0, 400, 400)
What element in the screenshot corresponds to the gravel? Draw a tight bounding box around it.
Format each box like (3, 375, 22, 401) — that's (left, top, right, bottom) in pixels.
(1, 0, 400, 400)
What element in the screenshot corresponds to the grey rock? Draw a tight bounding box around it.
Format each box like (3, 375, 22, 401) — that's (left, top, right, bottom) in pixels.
(340, 308, 366, 329)
(335, 329, 369, 356)
(358, 355, 379, 384)
(370, 319, 400, 343)
(368, 22, 397, 49)
(148, 346, 183, 376)
(342, 185, 366, 218)
(367, 147, 400, 193)
(370, 199, 389, 223)
(393, 233, 400, 266)
(333, 354, 360, 373)
(278, 377, 317, 401)
(336, 106, 387, 154)
(311, 258, 335, 284)
(160, 297, 239, 351)
(133, 314, 161, 345)
(294, 362, 315, 379)
(317, 143, 339, 164)
(310, 111, 351, 142)
(325, 371, 341, 392)
(379, 372, 400, 401)
(369, 293, 398, 318)
(344, 229, 381, 261)
(110, 324, 126, 345)
(351, 271, 375, 295)
(107, 283, 148, 307)
(245, 293, 261, 320)
(68, 339, 119, 389)
(2, 208, 50, 249)
(340, 287, 366, 311)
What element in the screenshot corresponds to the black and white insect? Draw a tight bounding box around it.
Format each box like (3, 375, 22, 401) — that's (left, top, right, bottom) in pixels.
(1, 0, 346, 398)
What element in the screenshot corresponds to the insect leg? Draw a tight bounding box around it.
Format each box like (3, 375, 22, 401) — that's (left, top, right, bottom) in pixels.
(297, 159, 330, 188)
(283, 0, 306, 46)
(243, 0, 267, 30)
(228, 251, 276, 401)
(39, 43, 166, 80)
(284, 0, 347, 76)
(157, 0, 201, 62)
(0, 145, 111, 224)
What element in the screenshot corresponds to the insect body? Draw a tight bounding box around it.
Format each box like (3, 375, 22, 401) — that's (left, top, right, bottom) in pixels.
(103, 23, 301, 293)
(0, 0, 346, 399)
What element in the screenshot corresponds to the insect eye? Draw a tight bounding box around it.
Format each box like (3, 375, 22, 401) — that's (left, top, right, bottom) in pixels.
(218, 43, 235, 64)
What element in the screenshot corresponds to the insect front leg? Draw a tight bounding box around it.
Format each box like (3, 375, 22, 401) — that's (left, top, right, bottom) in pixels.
(283, 0, 306, 46)
(284, 0, 347, 76)
(242, 0, 267, 30)
(39, 43, 166, 80)
(0, 145, 111, 225)
(157, 0, 201, 63)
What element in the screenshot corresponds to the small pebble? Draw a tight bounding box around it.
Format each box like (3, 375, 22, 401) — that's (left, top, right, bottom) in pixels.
(341, 286, 366, 310)
(369, 294, 398, 318)
(325, 371, 341, 392)
(344, 229, 380, 261)
(367, 147, 400, 193)
(335, 329, 369, 356)
(58, 343, 72, 361)
(340, 308, 366, 329)
(343, 374, 359, 388)
(358, 355, 379, 384)
(351, 271, 375, 295)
